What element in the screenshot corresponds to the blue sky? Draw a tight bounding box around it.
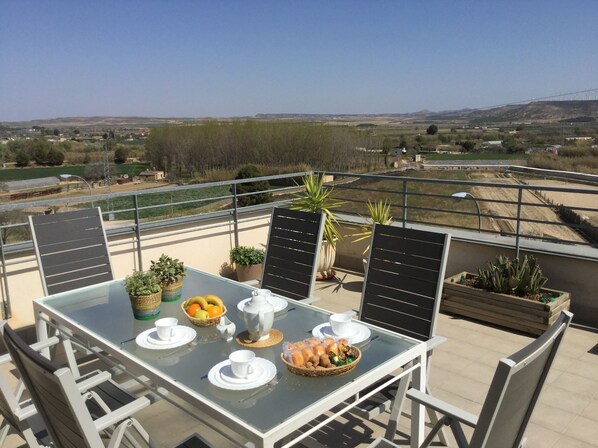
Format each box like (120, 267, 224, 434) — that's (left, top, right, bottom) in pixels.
(1, 0, 597, 121)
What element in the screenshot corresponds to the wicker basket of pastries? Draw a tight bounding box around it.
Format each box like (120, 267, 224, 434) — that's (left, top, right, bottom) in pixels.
(181, 295, 227, 327)
(281, 337, 361, 377)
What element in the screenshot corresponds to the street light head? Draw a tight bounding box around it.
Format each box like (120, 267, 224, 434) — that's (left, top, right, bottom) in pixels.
(451, 192, 468, 199)
(59, 174, 73, 180)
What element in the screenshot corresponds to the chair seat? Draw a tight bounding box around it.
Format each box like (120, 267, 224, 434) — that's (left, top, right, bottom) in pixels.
(86, 378, 140, 419)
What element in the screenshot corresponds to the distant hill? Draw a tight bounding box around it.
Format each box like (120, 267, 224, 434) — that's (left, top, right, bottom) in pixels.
(427, 100, 598, 123)
(2, 100, 597, 129)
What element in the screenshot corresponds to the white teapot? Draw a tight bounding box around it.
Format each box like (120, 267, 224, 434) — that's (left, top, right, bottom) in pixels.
(243, 289, 274, 341)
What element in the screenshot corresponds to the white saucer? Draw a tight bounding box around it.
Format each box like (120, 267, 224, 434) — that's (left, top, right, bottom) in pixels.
(237, 295, 288, 313)
(136, 326, 196, 350)
(312, 322, 371, 345)
(208, 358, 276, 390)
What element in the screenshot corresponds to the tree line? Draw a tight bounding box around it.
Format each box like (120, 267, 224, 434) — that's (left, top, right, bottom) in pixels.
(144, 120, 382, 177)
(3, 138, 67, 167)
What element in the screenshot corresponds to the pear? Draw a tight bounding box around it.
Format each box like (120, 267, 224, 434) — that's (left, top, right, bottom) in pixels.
(194, 309, 210, 319)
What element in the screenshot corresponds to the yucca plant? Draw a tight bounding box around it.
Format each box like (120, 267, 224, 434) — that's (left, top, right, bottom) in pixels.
(349, 199, 394, 254)
(291, 173, 344, 247)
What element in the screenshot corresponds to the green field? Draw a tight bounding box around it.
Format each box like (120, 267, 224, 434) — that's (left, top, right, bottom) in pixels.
(0, 164, 149, 182)
(423, 152, 527, 161)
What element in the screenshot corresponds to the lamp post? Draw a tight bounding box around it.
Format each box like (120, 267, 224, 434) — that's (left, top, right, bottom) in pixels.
(452, 191, 481, 232)
(59, 174, 93, 207)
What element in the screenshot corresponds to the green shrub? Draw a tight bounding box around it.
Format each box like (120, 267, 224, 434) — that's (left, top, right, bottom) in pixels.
(234, 165, 272, 207)
(230, 246, 265, 266)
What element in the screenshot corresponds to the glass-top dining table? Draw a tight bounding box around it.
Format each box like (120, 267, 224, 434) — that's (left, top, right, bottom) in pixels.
(34, 267, 427, 448)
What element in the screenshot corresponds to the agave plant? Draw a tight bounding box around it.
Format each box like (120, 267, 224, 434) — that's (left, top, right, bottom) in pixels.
(349, 199, 394, 254)
(476, 255, 547, 297)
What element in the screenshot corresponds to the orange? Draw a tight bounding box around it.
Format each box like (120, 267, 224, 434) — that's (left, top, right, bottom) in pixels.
(187, 303, 201, 316)
(207, 305, 222, 318)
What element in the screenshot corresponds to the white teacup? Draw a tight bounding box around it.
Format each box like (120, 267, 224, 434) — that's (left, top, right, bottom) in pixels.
(229, 350, 255, 379)
(329, 313, 353, 336)
(155, 317, 178, 341)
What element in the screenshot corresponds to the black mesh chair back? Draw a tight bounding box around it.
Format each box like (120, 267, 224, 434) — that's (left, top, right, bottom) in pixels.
(29, 207, 113, 295)
(261, 208, 325, 302)
(360, 224, 451, 341)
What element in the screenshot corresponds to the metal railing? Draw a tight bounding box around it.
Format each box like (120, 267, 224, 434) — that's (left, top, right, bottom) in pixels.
(1, 169, 598, 319)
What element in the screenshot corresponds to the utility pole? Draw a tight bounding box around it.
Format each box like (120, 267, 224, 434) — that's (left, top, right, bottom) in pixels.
(102, 132, 113, 218)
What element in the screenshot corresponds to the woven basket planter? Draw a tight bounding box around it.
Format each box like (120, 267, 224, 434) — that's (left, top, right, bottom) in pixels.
(129, 291, 161, 320)
(442, 272, 571, 336)
(161, 276, 183, 302)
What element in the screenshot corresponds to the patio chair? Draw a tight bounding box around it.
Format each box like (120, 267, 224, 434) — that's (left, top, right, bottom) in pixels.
(259, 207, 325, 303)
(0, 322, 211, 448)
(353, 224, 451, 443)
(370, 310, 573, 448)
(29, 207, 114, 296)
(0, 335, 62, 447)
(0, 320, 157, 448)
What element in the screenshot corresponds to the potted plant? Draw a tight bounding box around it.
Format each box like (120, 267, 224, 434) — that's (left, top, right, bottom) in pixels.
(230, 246, 265, 282)
(124, 270, 162, 320)
(150, 254, 187, 301)
(442, 255, 571, 335)
(292, 173, 344, 279)
(349, 199, 393, 268)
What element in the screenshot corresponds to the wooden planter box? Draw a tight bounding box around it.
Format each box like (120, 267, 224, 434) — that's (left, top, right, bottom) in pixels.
(441, 272, 571, 336)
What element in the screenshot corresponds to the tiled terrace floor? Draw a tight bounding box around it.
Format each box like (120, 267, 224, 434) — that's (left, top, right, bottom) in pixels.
(5, 269, 598, 447)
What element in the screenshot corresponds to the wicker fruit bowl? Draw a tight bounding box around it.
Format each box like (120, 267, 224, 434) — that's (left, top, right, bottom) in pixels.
(181, 302, 227, 327)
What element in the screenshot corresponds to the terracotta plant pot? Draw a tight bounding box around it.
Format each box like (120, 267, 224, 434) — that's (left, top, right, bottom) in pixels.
(161, 276, 183, 302)
(129, 291, 161, 320)
(236, 263, 263, 282)
(316, 240, 336, 279)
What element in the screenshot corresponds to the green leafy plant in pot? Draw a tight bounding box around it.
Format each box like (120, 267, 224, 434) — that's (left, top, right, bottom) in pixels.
(230, 246, 265, 282)
(150, 254, 187, 301)
(124, 271, 162, 320)
(291, 173, 344, 278)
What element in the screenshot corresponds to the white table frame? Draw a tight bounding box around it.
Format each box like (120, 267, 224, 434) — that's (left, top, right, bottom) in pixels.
(34, 277, 426, 448)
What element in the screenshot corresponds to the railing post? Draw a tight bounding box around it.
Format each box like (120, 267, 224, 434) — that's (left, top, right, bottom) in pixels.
(0, 234, 11, 319)
(133, 195, 143, 271)
(402, 180, 408, 227)
(232, 184, 239, 248)
(515, 187, 523, 260)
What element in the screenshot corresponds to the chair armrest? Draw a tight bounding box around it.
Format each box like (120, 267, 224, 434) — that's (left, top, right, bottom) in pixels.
(407, 388, 478, 428)
(93, 396, 151, 432)
(302, 295, 320, 304)
(76, 370, 112, 393)
(0, 336, 63, 365)
(426, 335, 447, 352)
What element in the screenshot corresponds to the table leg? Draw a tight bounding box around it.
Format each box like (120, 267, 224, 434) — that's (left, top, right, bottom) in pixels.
(410, 351, 426, 448)
(35, 309, 50, 358)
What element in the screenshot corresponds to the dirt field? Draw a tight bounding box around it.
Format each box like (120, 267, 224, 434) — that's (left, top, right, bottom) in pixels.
(470, 174, 590, 243)
(525, 179, 598, 225)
